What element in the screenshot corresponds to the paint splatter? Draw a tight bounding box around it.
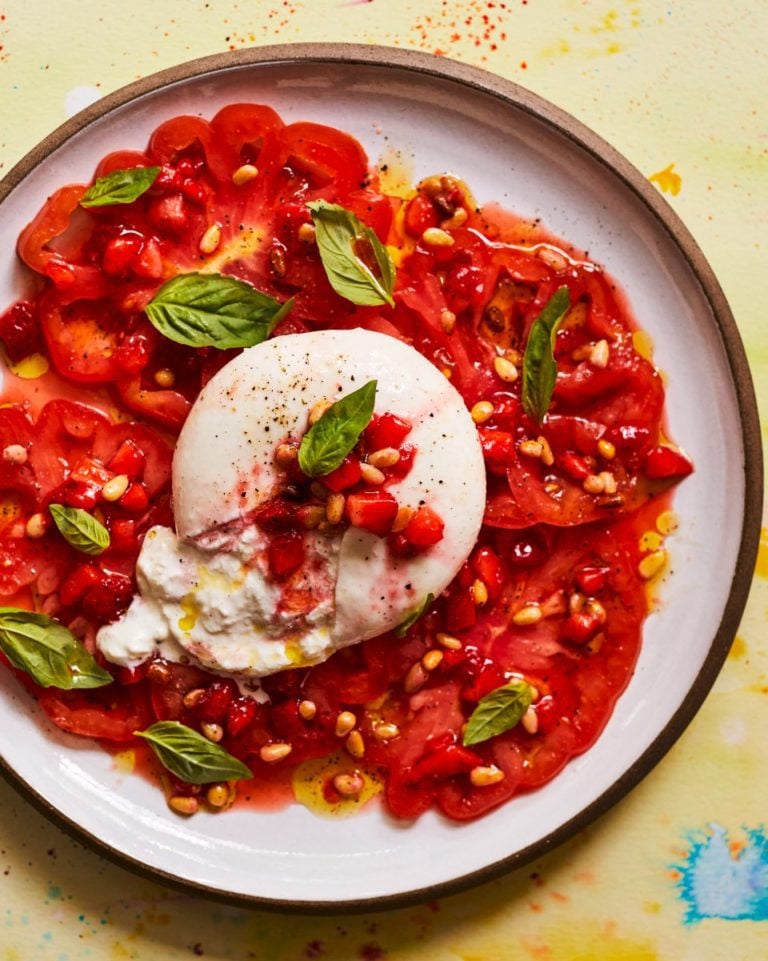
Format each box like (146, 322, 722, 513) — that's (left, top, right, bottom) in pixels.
(649, 163, 682, 196)
(673, 824, 768, 922)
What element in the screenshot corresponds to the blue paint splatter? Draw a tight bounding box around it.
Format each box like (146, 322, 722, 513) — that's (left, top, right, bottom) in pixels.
(674, 824, 768, 923)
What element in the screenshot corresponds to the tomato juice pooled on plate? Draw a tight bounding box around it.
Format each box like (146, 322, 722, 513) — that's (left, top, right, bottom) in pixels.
(0, 103, 692, 821)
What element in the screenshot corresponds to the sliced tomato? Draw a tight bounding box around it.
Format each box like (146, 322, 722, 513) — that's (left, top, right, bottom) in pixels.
(37, 682, 152, 743)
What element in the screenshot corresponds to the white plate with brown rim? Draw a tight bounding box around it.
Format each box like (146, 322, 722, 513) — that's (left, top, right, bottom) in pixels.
(0, 44, 761, 912)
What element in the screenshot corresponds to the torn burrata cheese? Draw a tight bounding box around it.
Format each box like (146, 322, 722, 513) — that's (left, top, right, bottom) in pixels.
(96, 328, 486, 678)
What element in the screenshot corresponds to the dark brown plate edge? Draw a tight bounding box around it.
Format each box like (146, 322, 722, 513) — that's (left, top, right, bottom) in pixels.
(0, 42, 762, 915)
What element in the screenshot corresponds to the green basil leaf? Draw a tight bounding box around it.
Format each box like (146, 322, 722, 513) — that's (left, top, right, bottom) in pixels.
(135, 721, 252, 785)
(49, 504, 110, 556)
(298, 380, 377, 478)
(0, 608, 113, 689)
(521, 286, 571, 423)
(308, 201, 396, 307)
(394, 593, 435, 638)
(145, 273, 291, 349)
(462, 679, 534, 746)
(80, 166, 160, 208)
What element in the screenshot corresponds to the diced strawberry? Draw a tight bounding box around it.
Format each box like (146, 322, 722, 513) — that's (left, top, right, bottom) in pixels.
(345, 490, 398, 536)
(102, 233, 143, 276)
(108, 518, 137, 554)
(148, 193, 190, 234)
(0, 300, 44, 363)
(403, 505, 444, 548)
(107, 439, 146, 480)
(559, 450, 593, 481)
(59, 563, 102, 606)
(575, 565, 610, 594)
(268, 531, 305, 578)
(119, 481, 149, 513)
(322, 455, 362, 492)
(561, 611, 602, 645)
(226, 696, 258, 738)
(133, 237, 163, 279)
(198, 679, 237, 723)
(644, 445, 694, 480)
(81, 571, 134, 622)
(364, 412, 412, 451)
(50, 478, 102, 510)
(411, 743, 482, 780)
(254, 499, 298, 532)
(385, 443, 416, 479)
(478, 429, 515, 471)
(444, 586, 477, 632)
(115, 333, 152, 375)
(471, 546, 504, 600)
(403, 193, 439, 238)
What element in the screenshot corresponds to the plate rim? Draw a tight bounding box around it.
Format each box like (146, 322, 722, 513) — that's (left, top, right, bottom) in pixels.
(0, 42, 762, 914)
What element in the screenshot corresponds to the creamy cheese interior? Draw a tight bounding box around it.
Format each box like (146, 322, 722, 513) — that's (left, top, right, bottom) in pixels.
(97, 329, 486, 678)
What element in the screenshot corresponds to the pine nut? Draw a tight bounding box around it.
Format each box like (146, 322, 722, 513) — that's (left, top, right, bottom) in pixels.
(232, 163, 259, 185)
(201, 722, 223, 743)
(332, 772, 364, 798)
(519, 439, 544, 459)
(298, 505, 326, 529)
(590, 340, 610, 368)
(260, 742, 293, 763)
(440, 308, 457, 333)
(368, 447, 400, 469)
(513, 604, 542, 626)
(404, 661, 428, 694)
(101, 474, 130, 502)
(436, 632, 462, 651)
(583, 474, 606, 495)
(373, 722, 400, 741)
(599, 471, 617, 495)
(392, 505, 415, 533)
(326, 493, 345, 525)
(422, 649, 444, 671)
(298, 699, 317, 720)
(2, 444, 27, 464)
(153, 368, 176, 388)
(537, 435, 555, 467)
(470, 765, 505, 787)
(598, 438, 616, 460)
(493, 356, 518, 383)
(335, 711, 357, 737)
(521, 707, 539, 735)
(360, 463, 385, 485)
(147, 661, 171, 685)
(309, 400, 333, 425)
(471, 401, 495, 424)
(472, 579, 489, 606)
(638, 549, 667, 580)
(199, 222, 222, 254)
(586, 598, 608, 624)
(206, 783, 231, 808)
(25, 513, 47, 539)
(422, 227, 454, 246)
(345, 730, 365, 758)
(569, 592, 586, 614)
(183, 688, 206, 709)
(297, 223, 316, 244)
(168, 796, 198, 815)
(275, 443, 298, 467)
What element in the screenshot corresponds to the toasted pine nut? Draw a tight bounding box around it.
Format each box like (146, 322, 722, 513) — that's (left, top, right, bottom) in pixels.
(153, 368, 175, 388)
(404, 661, 428, 694)
(521, 707, 539, 735)
(537, 435, 555, 467)
(422, 227, 454, 247)
(326, 493, 345, 525)
(206, 783, 231, 808)
(422, 649, 444, 672)
(598, 438, 616, 460)
(232, 163, 259, 185)
(583, 474, 606, 495)
(199, 222, 222, 254)
(183, 688, 206, 709)
(2, 444, 27, 464)
(298, 699, 317, 720)
(374, 722, 400, 741)
(586, 598, 608, 624)
(368, 447, 400, 469)
(513, 604, 542, 626)
(260, 742, 292, 763)
(590, 340, 610, 368)
(436, 632, 462, 651)
(297, 222, 316, 243)
(168, 795, 198, 815)
(569, 592, 586, 614)
(275, 443, 298, 467)
(470, 765, 505, 787)
(101, 474, 130, 502)
(638, 549, 667, 580)
(201, 722, 223, 743)
(333, 772, 364, 797)
(147, 661, 171, 685)
(335, 711, 357, 737)
(472, 579, 489, 606)
(392, 505, 415, 533)
(25, 513, 47, 539)
(471, 401, 495, 424)
(519, 439, 544, 459)
(309, 400, 333, 425)
(360, 463, 385, 485)
(493, 356, 518, 383)
(297, 505, 326, 529)
(345, 730, 365, 759)
(440, 308, 457, 333)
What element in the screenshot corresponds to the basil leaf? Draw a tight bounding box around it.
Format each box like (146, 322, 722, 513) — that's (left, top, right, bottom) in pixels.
(135, 721, 252, 785)
(298, 380, 377, 478)
(394, 593, 435, 638)
(145, 273, 291, 349)
(462, 679, 534, 746)
(521, 286, 571, 423)
(308, 201, 395, 307)
(0, 608, 113, 689)
(49, 504, 110, 556)
(80, 166, 160, 208)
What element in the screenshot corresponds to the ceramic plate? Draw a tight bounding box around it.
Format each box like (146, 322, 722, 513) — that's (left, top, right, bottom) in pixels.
(0, 45, 761, 911)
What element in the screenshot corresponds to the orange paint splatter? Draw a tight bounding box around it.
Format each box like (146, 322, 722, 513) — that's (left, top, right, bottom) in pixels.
(649, 163, 682, 196)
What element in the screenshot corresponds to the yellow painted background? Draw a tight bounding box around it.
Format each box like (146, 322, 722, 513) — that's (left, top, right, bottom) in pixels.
(0, 1, 766, 958)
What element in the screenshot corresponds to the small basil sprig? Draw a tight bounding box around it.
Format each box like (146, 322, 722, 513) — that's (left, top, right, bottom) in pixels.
(0, 608, 113, 689)
(135, 721, 252, 784)
(298, 380, 377, 478)
(145, 273, 292, 350)
(394, 593, 435, 638)
(462, 679, 535, 746)
(49, 504, 110, 556)
(521, 286, 571, 423)
(80, 166, 160, 208)
(308, 201, 396, 307)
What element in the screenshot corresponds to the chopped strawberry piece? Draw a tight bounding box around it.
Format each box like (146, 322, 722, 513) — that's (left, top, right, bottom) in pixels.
(345, 490, 398, 536)
(107, 439, 146, 480)
(108, 518, 137, 554)
(199, 679, 237, 723)
(411, 743, 482, 780)
(444, 586, 477, 632)
(119, 481, 149, 512)
(226, 696, 258, 738)
(322, 455, 362, 492)
(148, 193, 190, 234)
(268, 531, 305, 578)
(575, 565, 610, 594)
(403, 193, 440, 238)
(478, 429, 516, 471)
(59, 563, 102, 606)
(471, 546, 504, 600)
(254, 498, 298, 532)
(561, 611, 602, 645)
(49, 478, 102, 510)
(364, 412, 412, 451)
(385, 443, 416, 479)
(0, 300, 44, 363)
(403, 505, 445, 548)
(559, 451, 593, 481)
(644, 445, 694, 480)
(81, 571, 134, 622)
(102, 233, 143, 276)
